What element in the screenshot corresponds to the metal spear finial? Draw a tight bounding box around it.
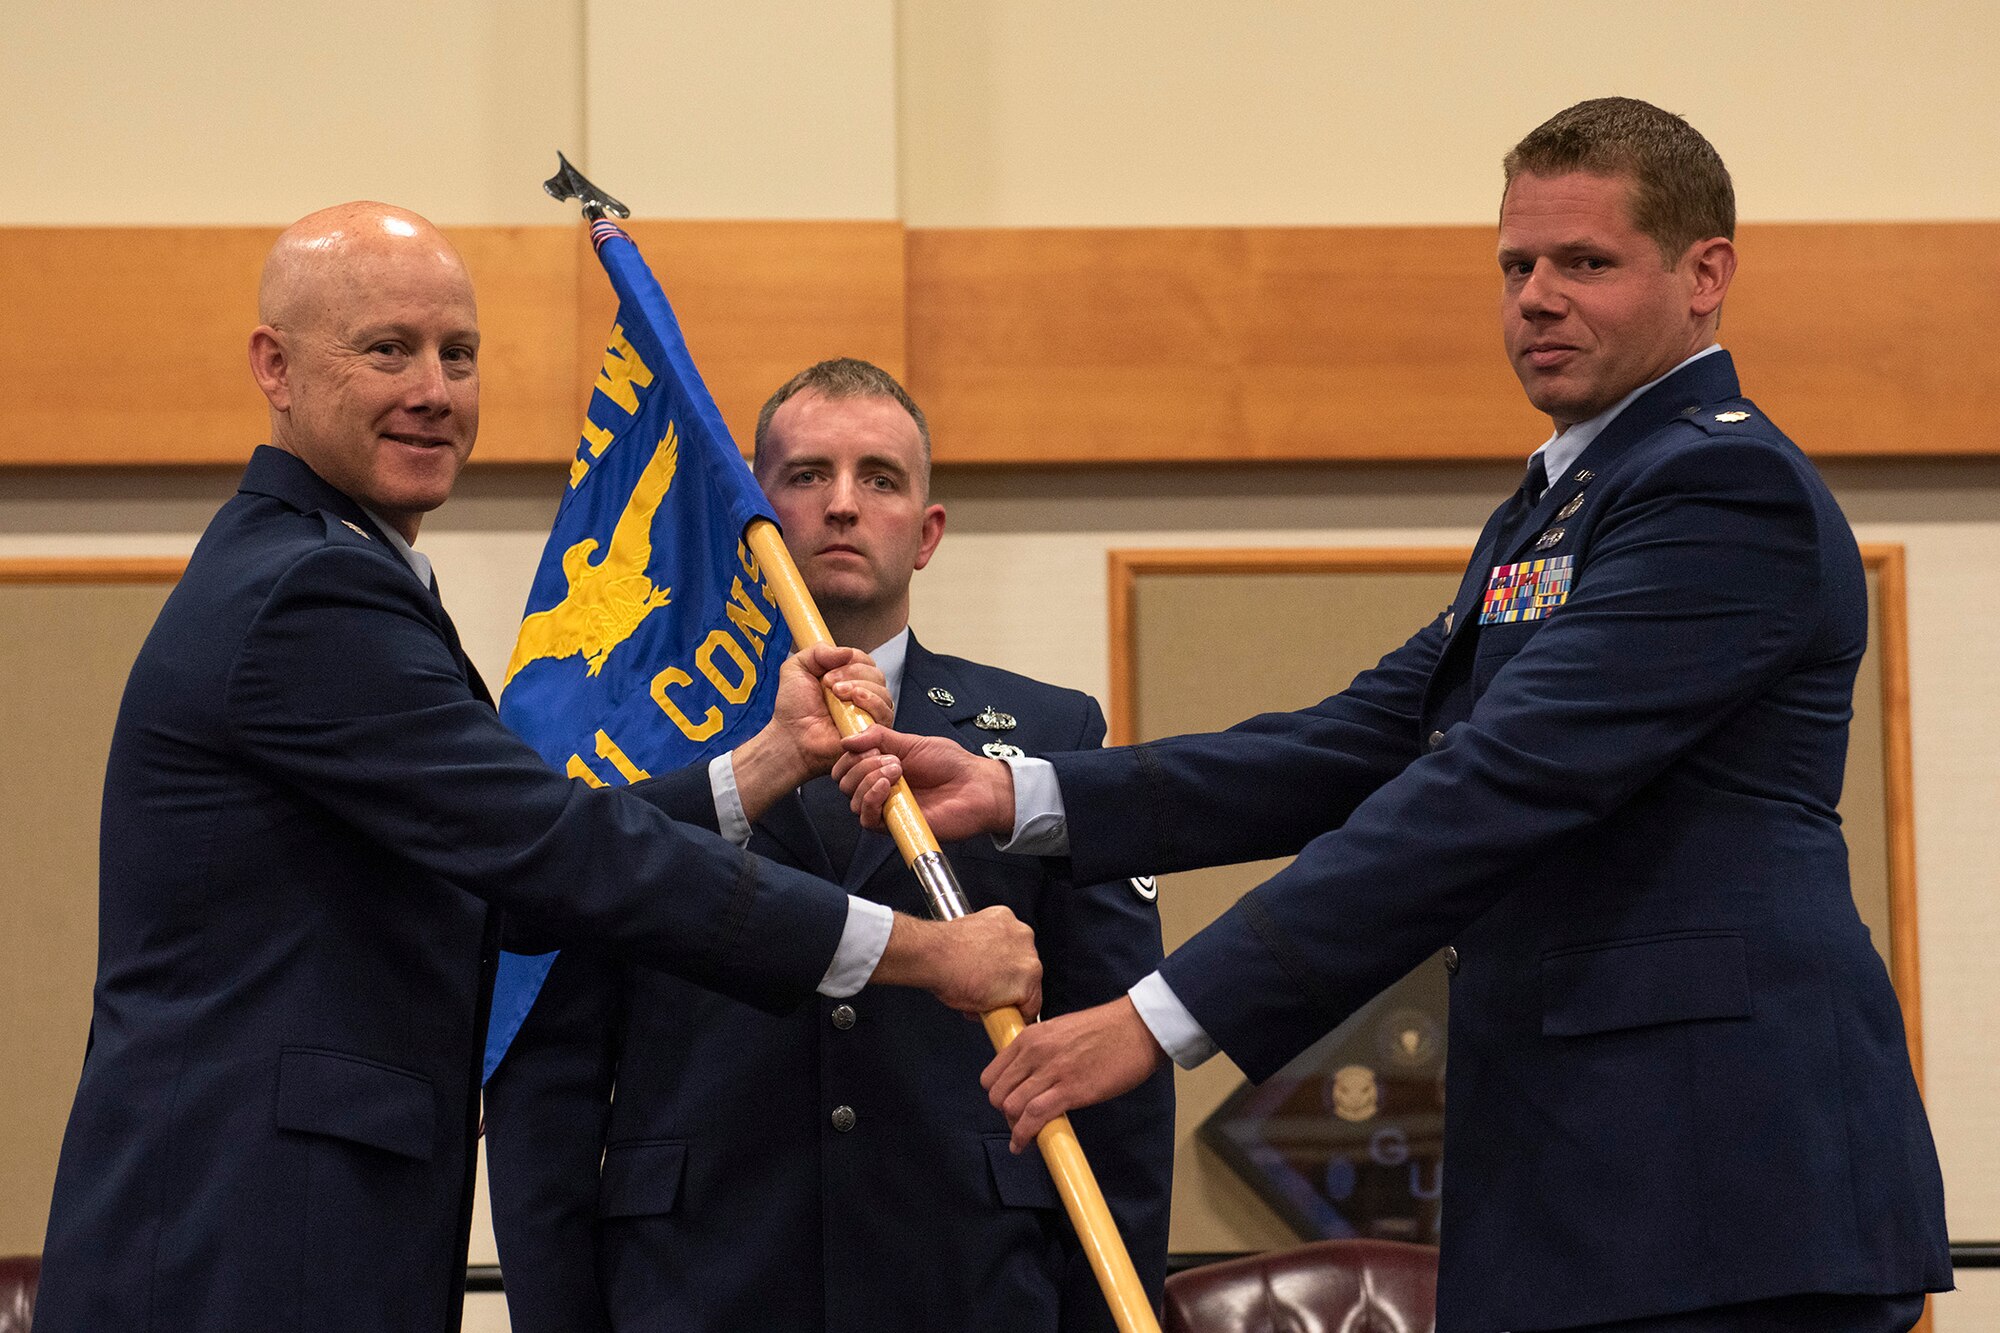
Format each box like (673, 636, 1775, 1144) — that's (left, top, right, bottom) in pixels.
(542, 152, 630, 221)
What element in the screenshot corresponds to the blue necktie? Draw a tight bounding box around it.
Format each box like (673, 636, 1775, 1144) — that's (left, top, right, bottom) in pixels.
(1523, 452, 1549, 505)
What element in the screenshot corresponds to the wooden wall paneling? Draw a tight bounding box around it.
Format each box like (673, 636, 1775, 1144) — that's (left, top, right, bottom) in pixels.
(906, 226, 1544, 466)
(0, 227, 276, 465)
(1726, 224, 2000, 458)
(452, 227, 585, 464)
(5, 220, 1995, 466)
(0, 221, 907, 467)
(906, 221, 2000, 465)
(578, 220, 909, 455)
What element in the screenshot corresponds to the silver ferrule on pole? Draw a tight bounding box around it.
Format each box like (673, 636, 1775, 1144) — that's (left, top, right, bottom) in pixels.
(909, 850, 971, 922)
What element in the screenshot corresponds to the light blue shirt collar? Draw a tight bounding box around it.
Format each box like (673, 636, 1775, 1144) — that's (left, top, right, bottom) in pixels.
(357, 507, 434, 590)
(868, 626, 912, 705)
(1532, 344, 1724, 484)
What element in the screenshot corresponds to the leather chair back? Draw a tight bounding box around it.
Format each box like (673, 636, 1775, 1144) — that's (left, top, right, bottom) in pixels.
(1163, 1238, 1437, 1333)
(0, 1255, 37, 1333)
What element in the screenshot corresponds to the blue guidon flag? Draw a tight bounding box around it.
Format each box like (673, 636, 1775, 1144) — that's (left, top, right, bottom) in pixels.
(483, 218, 792, 1082)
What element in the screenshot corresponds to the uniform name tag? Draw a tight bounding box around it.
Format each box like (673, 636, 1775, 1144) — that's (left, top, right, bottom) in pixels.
(1481, 555, 1573, 624)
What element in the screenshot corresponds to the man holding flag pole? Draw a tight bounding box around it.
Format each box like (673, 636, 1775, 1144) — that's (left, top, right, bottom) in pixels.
(835, 98, 1950, 1332)
(34, 200, 1040, 1333)
(486, 357, 1174, 1332)
(480, 163, 1168, 1333)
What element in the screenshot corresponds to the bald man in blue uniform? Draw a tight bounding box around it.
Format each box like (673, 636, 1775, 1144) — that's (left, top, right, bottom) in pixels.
(34, 212, 1038, 1333)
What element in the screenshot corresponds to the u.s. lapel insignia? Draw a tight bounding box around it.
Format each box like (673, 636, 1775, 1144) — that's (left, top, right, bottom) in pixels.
(927, 686, 955, 708)
(1129, 874, 1159, 902)
(981, 741, 1025, 760)
(1555, 492, 1586, 521)
(1714, 410, 1751, 423)
(1572, 468, 1595, 483)
(340, 520, 374, 541)
(974, 706, 1016, 731)
(1533, 527, 1566, 551)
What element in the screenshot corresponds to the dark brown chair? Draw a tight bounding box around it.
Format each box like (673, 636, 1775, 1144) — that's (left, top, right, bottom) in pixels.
(1163, 1239, 1437, 1333)
(0, 1255, 36, 1333)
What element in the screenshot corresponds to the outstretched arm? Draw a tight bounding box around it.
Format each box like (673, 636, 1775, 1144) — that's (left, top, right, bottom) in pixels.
(983, 997, 1165, 1152)
(833, 724, 1019, 842)
(873, 907, 1043, 1020)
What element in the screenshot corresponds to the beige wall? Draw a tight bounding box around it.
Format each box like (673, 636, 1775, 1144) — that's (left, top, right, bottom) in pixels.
(4, 3, 1997, 1329)
(896, 1, 2000, 226)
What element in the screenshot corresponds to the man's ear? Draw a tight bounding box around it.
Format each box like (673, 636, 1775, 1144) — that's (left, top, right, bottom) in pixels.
(248, 326, 292, 411)
(1686, 237, 1736, 320)
(912, 504, 947, 572)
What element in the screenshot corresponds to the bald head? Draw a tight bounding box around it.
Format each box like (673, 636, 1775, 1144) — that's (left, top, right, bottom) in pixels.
(259, 202, 472, 332)
(248, 202, 481, 540)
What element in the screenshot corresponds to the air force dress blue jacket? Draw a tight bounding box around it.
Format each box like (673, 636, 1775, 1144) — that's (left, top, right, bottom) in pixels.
(485, 636, 1175, 1333)
(1049, 354, 1950, 1332)
(36, 447, 852, 1333)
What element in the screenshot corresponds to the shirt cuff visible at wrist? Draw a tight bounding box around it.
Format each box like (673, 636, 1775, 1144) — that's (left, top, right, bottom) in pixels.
(993, 755, 1068, 856)
(818, 897, 894, 997)
(1128, 970, 1219, 1068)
(708, 752, 752, 848)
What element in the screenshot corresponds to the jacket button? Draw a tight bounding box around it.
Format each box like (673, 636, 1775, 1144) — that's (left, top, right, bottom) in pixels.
(830, 1105, 857, 1133)
(1444, 945, 1460, 976)
(1428, 730, 1446, 752)
(830, 1003, 856, 1030)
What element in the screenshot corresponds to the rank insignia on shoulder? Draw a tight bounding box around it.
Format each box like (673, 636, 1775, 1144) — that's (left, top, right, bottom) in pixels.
(974, 706, 1016, 731)
(927, 687, 955, 707)
(981, 741, 1025, 760)
(1533, 527, 1566, 551)
(1129, 875, 1159, 902)
(340, 520, 373, 541)
(1714, 410, 1751, 423)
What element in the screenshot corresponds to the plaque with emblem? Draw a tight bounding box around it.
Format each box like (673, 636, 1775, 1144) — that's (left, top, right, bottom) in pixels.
(1200, 950, 1448, 1244)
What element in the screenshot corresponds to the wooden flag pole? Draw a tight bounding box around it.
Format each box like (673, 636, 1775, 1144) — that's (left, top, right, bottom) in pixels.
(745, 519, 1163, 1333)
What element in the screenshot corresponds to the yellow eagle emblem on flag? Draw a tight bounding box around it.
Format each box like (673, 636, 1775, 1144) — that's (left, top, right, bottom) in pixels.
(503, 424, 680, 687)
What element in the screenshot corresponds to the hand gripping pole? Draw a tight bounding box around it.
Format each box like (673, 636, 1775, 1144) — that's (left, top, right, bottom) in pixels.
(744, 520, 1163, 1333)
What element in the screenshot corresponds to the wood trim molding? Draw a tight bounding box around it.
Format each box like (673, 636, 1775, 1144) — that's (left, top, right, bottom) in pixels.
(4, 220, 1993, 467)
(1106, 546, 1468, 746)
(1862, 542, 1924, 1088)
(0, 556, 186, 583)
(913, 221, 2000, 465)
(0, 221, 906, 468)
(1107, 543, 1925, 1073)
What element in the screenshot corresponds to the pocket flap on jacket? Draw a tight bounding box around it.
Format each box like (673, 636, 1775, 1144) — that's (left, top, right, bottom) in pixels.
(274, 1047, 435, 1161)
(984, 1135, 1061, 1210)
(598, 1141, 687, 1219)
(1541, 933, 1751, 1038)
